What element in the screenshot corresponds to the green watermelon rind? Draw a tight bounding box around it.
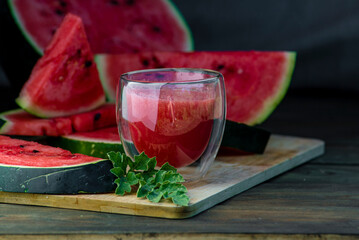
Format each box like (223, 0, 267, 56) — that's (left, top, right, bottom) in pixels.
(0, 109, 21, 134)
(56, 136, 124, 159)
(8, 0, 194, 56)
(95, 55, 114, 102)
(0, 159, 115, 193)
(15, 93, 106, 118)
(0, 157, 109, 169)
(165, 0, 194, 51)
(7, 0, 43, 55)
(250, 52, 296, 125)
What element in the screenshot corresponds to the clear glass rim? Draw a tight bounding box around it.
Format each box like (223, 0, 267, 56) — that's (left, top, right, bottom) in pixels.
(120, 68, 223, 84)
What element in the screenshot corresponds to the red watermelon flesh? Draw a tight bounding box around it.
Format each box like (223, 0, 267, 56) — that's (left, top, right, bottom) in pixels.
(0, 104, 116, 136)
(96, 51, 296, 125)
(8, 0, 193, 54)
(66, 127, 120, 142)
(71, 103, 116, 132)
(16, 13, 105, 118)
(0, 109, 72, 136)
(0, 135, 101, 167)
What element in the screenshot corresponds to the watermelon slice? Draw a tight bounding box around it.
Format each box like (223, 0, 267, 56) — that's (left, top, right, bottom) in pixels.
(16, 13, 105, 118)
(56, 122, 270, 160)
(0, 103, 116, 136)
(8, 0, 193, 54)
(57, 127, 124, 159)
(0, 135, 115, 194)
(95, 51, 296, 125)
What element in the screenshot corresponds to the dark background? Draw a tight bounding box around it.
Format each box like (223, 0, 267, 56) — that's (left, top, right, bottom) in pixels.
(1, 0, 359, 110)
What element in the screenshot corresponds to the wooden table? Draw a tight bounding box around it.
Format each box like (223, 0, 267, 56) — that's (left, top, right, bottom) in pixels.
(0, 89, 358, 239)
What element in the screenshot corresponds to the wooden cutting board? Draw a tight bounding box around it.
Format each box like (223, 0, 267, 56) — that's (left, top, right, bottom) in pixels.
(0, 135, 324, 219)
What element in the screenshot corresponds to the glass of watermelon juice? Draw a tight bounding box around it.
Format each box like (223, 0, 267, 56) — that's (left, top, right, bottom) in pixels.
(117, 68, 226, 180)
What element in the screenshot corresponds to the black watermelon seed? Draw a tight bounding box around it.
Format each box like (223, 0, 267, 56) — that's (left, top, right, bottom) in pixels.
(84, 60, 92, 68)
(55, 9, 65, 16)
(125, 0, 135, 6)
(152, 56, 159, 63)
(109, 0, 119, 5)
(33, 150, 40, 153)
(76, 49, 82, 56)
(142, 59, 150, 66)
(153, 26, 161, 33)
(19, 145, 25, 148)
(94, 113, 101, 121)
(59, 0, 67, 7)
(51, 29, 57, 35)
(216, 64, 225, 71)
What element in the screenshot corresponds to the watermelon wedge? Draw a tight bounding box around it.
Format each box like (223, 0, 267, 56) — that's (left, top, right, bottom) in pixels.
(56, 122, 270, 159)
(57, 127, 124, 159)
(0, 104, 116, 136)
(8, 0, 193, 54)
(95, 51, 296, 125)
(0, 135, 115, 194)
(16, 13, 105, 118)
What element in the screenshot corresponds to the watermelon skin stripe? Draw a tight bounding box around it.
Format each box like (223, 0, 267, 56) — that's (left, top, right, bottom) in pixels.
(56, 137, 124, 159)
(0, 160, 115, 194)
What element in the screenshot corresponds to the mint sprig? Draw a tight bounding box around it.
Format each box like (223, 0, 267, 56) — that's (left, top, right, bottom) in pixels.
(107, 151, 190, 206)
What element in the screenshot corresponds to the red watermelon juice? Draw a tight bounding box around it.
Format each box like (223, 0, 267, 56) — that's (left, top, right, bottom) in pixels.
(123, 85, 216, 168)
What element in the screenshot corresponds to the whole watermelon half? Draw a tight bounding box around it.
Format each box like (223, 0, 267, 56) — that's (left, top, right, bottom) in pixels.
(0, 135, 115, 194)
(95, 51, 296, 125)
(8, 0, 193, 54)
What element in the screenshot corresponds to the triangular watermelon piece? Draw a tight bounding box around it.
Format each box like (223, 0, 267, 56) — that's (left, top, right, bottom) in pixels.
(95, 51, 296, 125)
(16, 13, 105, 118)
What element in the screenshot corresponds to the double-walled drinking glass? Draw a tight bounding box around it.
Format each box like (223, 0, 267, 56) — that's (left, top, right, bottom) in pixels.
(116, 68, 226, 180)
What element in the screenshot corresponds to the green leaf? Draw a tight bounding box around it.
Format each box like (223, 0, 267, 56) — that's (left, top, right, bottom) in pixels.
(154, 170, 166, 184)
(147, 157, 157, 171)
(137, 171, 156, 183)
(137, 181, 153, 198)
(126, 171, 139, 185)
(160, 182, 187, 195)
(107, 151, 121, 168)
(108, 151, 190, 206)
(171, 192, 190, 206)
(160, 162, 177, 172)
(163, 171, 185, 183)
(147, 189, 163, 203)
(108, 152, 131, 174)
(110, 167, 125, 178)
(114, 177, 132, 195)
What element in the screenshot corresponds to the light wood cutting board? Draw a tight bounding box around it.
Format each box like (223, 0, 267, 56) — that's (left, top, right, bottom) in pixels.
(0, 135, 324, 219)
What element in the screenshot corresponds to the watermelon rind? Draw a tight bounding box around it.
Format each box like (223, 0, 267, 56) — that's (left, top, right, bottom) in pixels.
(7, 0, 43, 55)
(165, 0, 194, 51)
(56, 136, 124, 159)
(15, 93, 105, 118)
(95, 55, 114, 102)
(0, 159, 115, 194)
(251, 52, 296, 125)
(0, 109, 20, 134)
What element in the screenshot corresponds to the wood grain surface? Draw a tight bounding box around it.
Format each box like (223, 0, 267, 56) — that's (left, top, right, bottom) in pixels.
(0, 135, 323, 219)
